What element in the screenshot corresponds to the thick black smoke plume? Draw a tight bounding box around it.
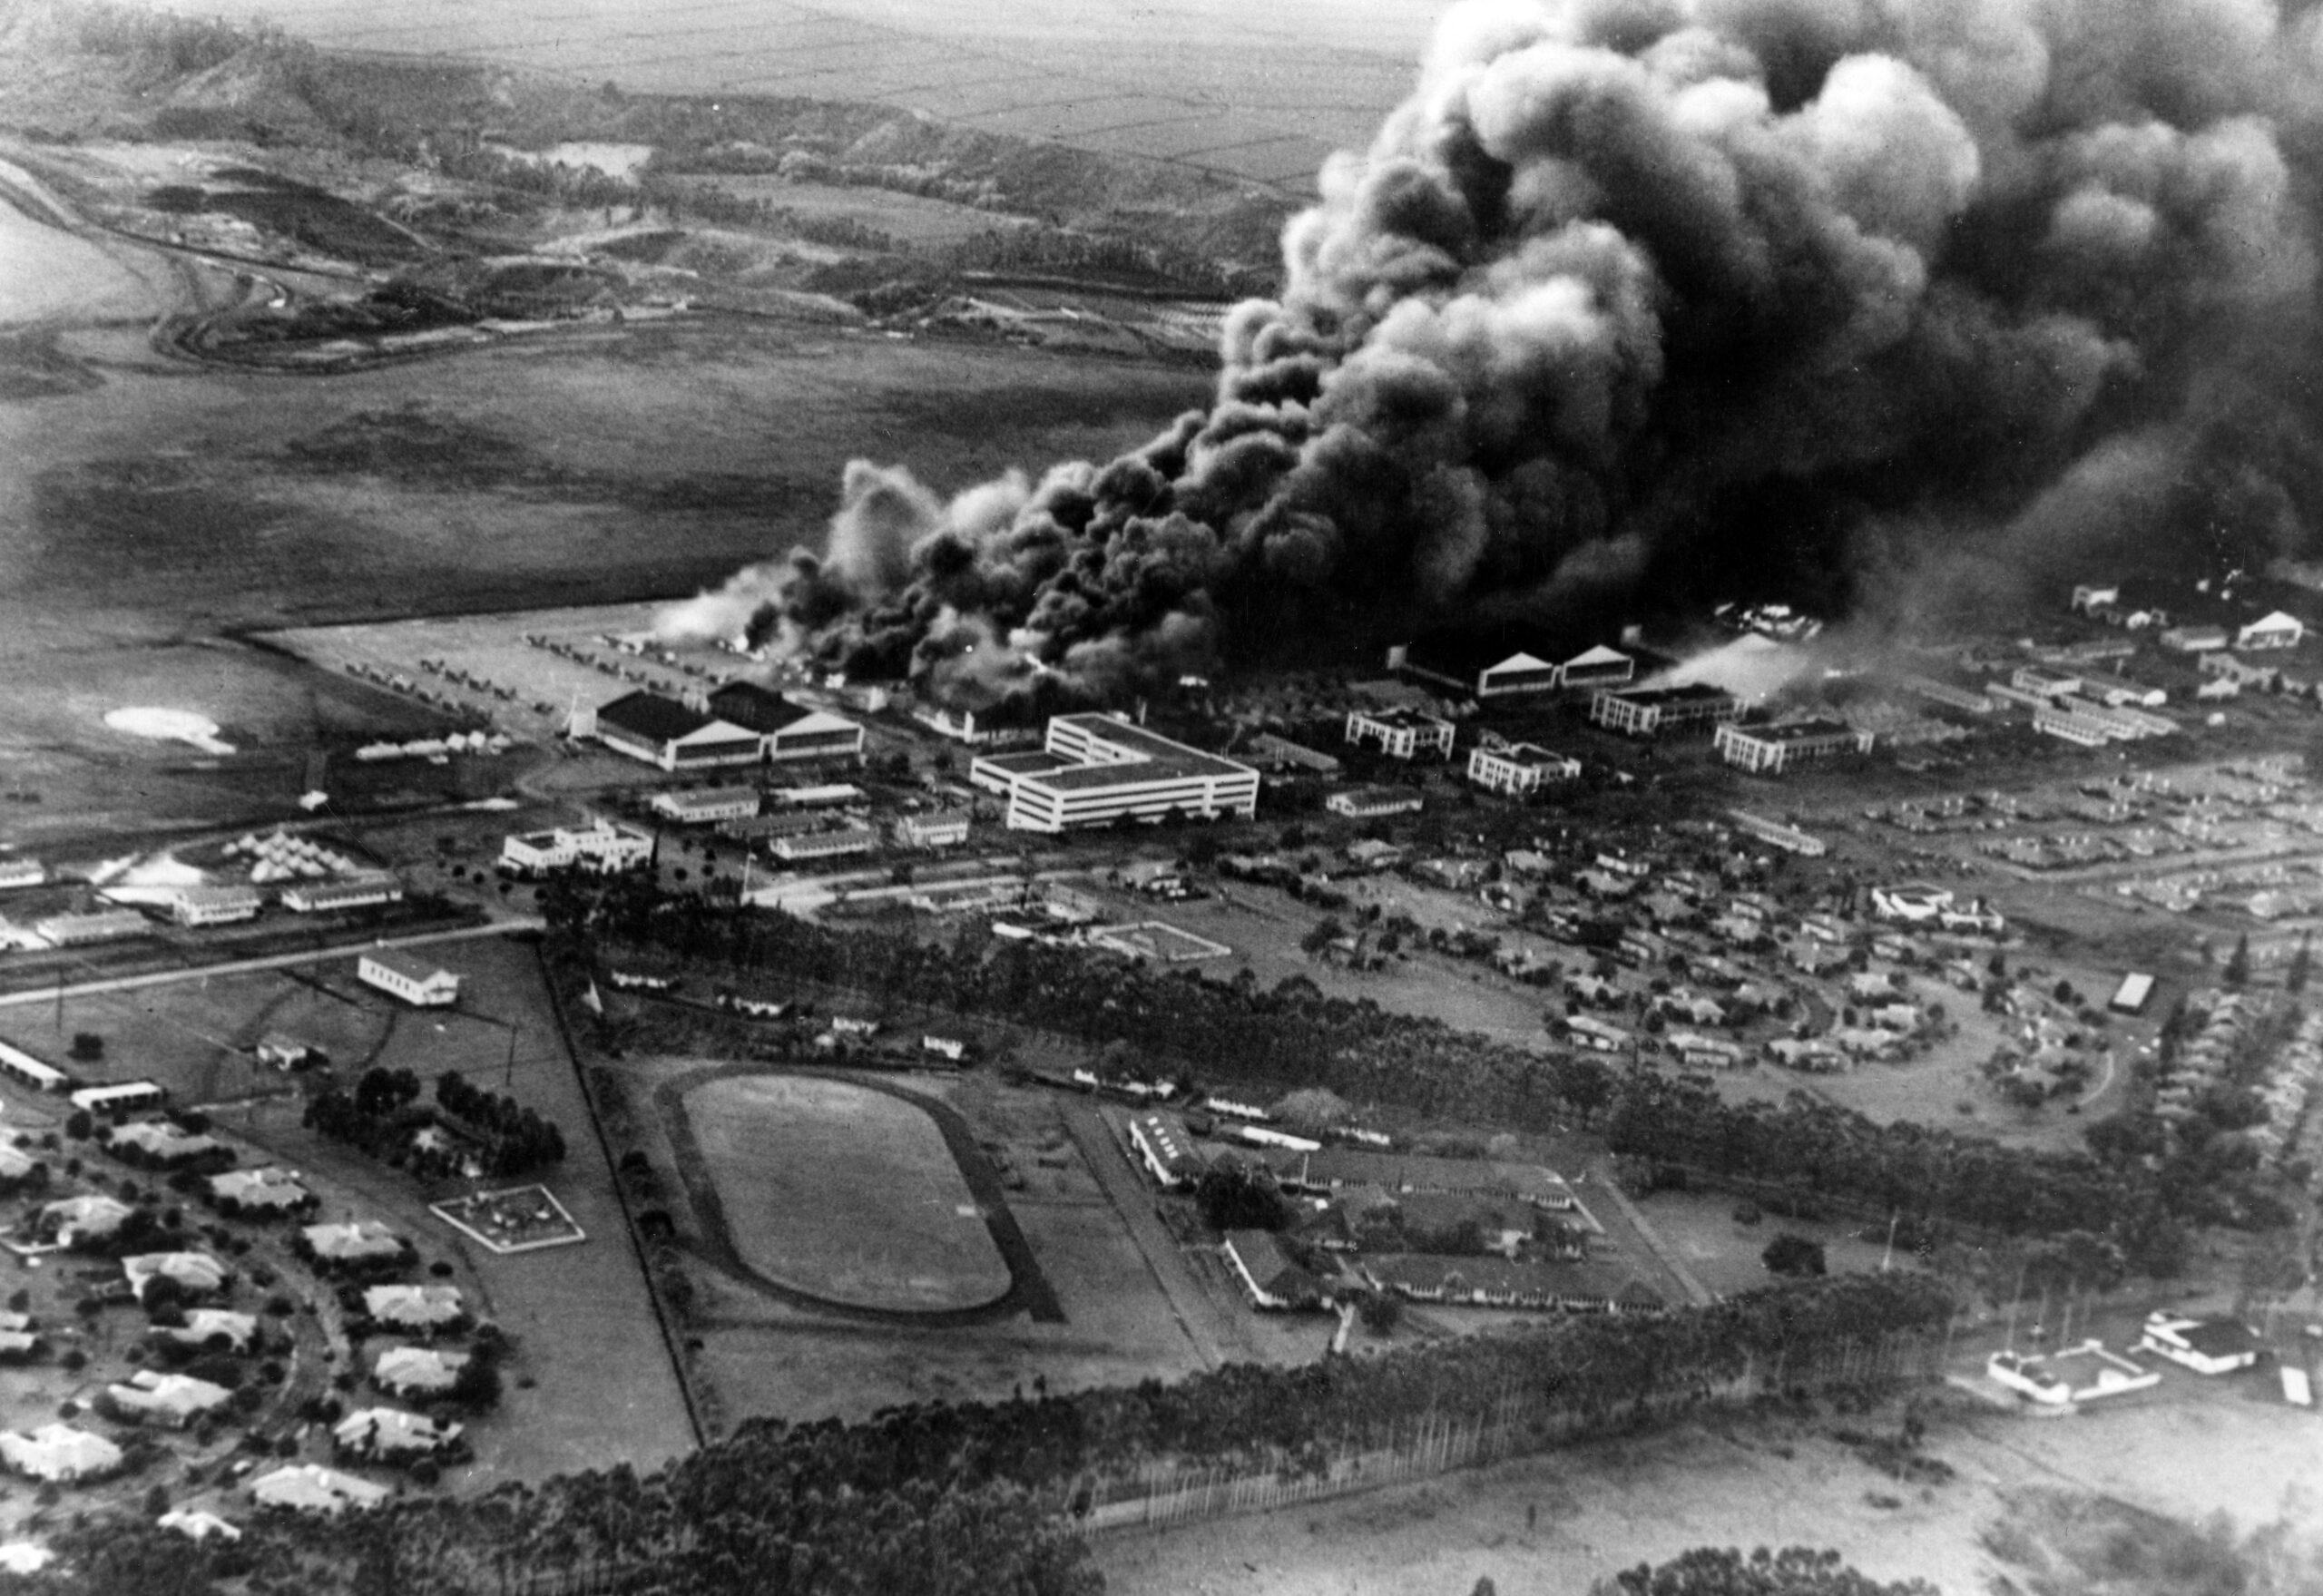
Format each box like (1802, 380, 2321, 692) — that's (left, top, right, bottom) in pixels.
(669, 0, 2323, 705)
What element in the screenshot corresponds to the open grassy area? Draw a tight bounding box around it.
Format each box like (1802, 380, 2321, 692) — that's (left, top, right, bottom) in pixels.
(1093, 1392, 2323, 1596)
(681, 1072, 1010, 1313)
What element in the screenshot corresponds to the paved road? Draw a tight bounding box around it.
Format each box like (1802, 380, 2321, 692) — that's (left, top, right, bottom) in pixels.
(1061, 1100, 1229, 1371)
(0, 917, 544, 1009)
(1584, 1158, 1719, 1307)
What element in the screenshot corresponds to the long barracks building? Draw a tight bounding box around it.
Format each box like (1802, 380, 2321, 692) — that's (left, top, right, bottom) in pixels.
(970, 714, 1259, 833)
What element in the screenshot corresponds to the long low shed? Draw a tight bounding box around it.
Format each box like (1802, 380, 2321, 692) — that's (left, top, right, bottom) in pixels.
(70, 1082, 165, 1116)
(0, 1043, 71, 1093)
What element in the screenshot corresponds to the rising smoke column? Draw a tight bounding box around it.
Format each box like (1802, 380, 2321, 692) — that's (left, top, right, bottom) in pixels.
(679, 0, 2323, 704)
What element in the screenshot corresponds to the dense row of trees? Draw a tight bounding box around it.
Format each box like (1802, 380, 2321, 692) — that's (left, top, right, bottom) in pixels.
(303, 1067, 564, 1181)
(435, 1072, 566, 1178)
(1600, 1547, 1939, 1596)
(0, 1273, 1950, 1595)
(552, 881, 2190, 1270)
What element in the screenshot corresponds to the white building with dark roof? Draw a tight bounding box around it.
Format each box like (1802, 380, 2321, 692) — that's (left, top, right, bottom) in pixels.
(1590, 683, 1741, 736)
(1712, 719, 1874, 775)
(1128, 1113, 1207, 1190)
(1465, 742, 1580, 797)
(1344, 708, 1455, 761)
(969, 715, 1259, 833)
(1221, 1229, 1327, 1310)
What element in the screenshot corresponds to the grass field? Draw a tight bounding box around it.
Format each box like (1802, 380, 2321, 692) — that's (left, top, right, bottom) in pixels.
(215, 0, 1439, 192)
(682, 1072, 1011, 1312)
(1, 178, 1211, 839)
(223, 933, 701, 1483)
(667, 178, 1038, 247)
(1093, 1395, 2323, 1596)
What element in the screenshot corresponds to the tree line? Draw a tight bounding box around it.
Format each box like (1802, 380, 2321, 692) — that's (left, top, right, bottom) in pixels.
(0, 1272, 1950, 1596)
(554, 879, 2191, 1271)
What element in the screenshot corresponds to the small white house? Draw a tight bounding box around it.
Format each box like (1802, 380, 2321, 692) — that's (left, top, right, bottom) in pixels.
(2138, 1311, 2261, 1375)
(2237, 611, 2304, 651)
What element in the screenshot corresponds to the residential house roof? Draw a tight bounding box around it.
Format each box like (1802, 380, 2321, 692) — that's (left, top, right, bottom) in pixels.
(0, 1425, 122, 1482)
(249, 1464, 390, 1514)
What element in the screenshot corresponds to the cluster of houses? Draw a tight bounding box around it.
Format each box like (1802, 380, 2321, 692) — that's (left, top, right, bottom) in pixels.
(0, 1139, 480, 1516)
(2158, 990, 2323, 1173)
(1128, 1113, 1668, 1316)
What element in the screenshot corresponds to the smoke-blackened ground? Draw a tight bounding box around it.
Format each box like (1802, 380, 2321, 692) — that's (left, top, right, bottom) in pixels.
(731, 0, 2323, 705)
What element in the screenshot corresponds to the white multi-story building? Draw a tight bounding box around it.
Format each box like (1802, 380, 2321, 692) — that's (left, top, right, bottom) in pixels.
(1465, 742, 1580, 797)
(357, 952, 460, 1008)
(1590, 684, 1740, 736)
(1343, 708, 1455, 761)
(970, 715, 1259, 833)
(1712, 720, 1874, 775)
(498, 821, 652, 876)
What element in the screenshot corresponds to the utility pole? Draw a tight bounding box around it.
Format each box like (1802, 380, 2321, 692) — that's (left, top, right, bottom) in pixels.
(503, 1023, 518, 1093)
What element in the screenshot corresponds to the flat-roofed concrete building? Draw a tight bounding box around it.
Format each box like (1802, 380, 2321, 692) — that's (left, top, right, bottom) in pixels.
(970, 715, 1259, 833)
(1590, 683, 1741, 736)
(1466, 742, 1580, 797)
(357, 951, 459, 1008)
(499, 820, 652, 876)
(579, 691, 761, 771)
(706, 681, 866, 762)
(1712, 719, 1874, 775)
(1344, 707, 1455, 761)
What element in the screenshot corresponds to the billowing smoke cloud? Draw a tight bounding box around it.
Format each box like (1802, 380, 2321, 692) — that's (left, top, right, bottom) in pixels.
(692, 0, 2323, 704)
